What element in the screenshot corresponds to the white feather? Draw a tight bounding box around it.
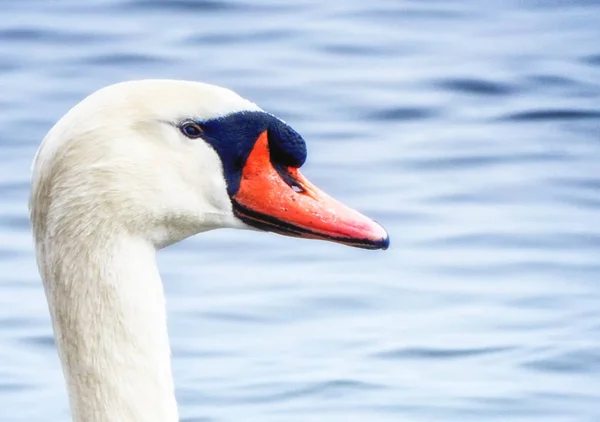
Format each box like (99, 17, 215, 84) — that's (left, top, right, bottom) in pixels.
(29, 79, 262, 422)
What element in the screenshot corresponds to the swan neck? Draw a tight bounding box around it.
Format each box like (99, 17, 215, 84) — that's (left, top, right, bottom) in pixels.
(39, 231, 178, 422)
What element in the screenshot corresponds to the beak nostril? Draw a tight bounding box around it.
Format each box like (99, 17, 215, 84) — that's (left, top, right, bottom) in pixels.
(273, 163, 306, 194)
(291, 184, 305, 193)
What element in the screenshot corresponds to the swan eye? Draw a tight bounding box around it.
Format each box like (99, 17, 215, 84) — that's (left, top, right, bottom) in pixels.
(180, 122, 203, 139)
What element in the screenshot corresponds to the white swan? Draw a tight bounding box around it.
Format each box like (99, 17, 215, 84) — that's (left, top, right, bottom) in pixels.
(29, 79, 389, 422)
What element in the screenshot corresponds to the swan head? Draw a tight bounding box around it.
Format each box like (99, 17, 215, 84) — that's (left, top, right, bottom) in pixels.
(31, 79, 389, 250)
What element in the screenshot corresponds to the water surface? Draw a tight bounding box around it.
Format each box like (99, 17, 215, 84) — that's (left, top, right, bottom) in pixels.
(1, 1, 599, 421)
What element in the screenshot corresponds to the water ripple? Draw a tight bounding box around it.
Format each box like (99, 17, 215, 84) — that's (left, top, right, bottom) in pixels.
(19, 334, 55, 350)
(83, 52, 168, 66)
(522, 348, 600, 374)
(373, 346, 514, 361)
(199, 380, 387, 405)
(366, 106, 437, 122)
(585, 54, 600, 66)
(0, 381, 30, 393)
(503, 109, 600, 121)
(436, 78, 515, 96)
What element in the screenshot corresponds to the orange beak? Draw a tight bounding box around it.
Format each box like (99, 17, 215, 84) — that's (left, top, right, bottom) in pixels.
(232, 131, 389, 250)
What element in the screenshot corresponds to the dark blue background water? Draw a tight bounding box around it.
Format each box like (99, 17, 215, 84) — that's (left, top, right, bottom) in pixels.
(1, 1, 599, 421)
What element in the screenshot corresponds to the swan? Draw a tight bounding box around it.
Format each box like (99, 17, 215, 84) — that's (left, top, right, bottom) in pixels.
(29, 79, 389, 422)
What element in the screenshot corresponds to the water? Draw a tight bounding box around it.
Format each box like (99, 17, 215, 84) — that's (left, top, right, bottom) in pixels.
(1, 1, 599, 421)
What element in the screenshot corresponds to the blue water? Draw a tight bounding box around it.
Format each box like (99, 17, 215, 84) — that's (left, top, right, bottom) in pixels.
(1, 1, 599, 421)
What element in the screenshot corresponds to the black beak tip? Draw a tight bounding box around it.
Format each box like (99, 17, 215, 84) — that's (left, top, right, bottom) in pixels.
(380, 234, 390, 250)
